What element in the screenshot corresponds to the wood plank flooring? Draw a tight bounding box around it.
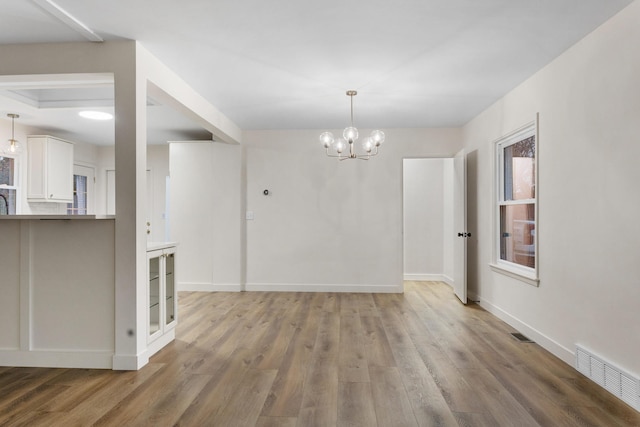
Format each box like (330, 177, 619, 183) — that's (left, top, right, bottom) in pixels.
(1, 281, 639, 426)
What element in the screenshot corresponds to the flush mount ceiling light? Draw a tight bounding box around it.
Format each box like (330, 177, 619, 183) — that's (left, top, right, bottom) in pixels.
(2, 114, 22, 155)
(79, 110, 113, 120)
(319, 90, 385, 161)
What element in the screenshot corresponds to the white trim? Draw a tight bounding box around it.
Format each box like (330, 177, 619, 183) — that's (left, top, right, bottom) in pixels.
(245, 282, 403, 293)
(493, 115, 539, 281)
(19, 221, 32, 351)
(442, 274, 454, 287)
(490, 263, 540, 287)
(146, 329, 175, 359)
(0, 350, 113, 369)
(403, 274, 447, 282)
(112, 352, 149, 371)
(403, 274, 455, 288)
(477, 295, 574, 366)
(32, 0, 104, 42)
(178, 282, 242, 292)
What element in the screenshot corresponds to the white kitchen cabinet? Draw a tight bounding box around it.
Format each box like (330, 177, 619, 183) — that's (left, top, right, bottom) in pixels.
(27, 135, 74, 203)
(147, 244, 177, 357)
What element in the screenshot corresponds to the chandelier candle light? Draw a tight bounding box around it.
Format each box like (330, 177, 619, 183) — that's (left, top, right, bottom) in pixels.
(319, 90, 385, 160)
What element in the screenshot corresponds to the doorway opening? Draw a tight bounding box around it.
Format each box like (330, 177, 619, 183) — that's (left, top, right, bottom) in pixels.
(402, 153, 467, 304)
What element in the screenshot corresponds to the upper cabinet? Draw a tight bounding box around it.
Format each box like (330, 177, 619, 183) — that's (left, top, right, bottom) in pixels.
(27, 135, 74, 203)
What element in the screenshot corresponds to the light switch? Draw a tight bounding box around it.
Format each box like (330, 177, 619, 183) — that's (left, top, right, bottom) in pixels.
(246, 211, 254, 220)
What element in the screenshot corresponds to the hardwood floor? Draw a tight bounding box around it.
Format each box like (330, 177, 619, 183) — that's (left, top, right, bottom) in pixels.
(1, 281, 638, 426)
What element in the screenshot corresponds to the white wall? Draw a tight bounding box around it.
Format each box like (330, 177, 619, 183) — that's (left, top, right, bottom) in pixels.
(244, 129, 461, 292)
(462, 0, 640, 374)
(146, 145, 169, 242)
(170, 141, 242, 291)
(403, 158, 447, 281)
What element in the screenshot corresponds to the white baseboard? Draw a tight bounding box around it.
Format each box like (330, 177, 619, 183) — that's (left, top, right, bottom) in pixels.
(245, 283, 403, 293)
(178, 282, 242, 292)
(0, 349, 113, 369)
(403, 274, 446, 282)
(112, 351, 149, 371)
(146, 329, 175, 359)
(403, 274, 454, 288)
(477, 295, 575, 366)
(442, 275, 454, 287)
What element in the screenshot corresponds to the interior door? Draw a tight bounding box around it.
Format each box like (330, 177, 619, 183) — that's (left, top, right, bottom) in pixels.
(452, 149, 467, 304)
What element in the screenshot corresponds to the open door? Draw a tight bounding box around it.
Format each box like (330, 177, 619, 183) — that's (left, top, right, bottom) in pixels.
(452, 149, 467, 304)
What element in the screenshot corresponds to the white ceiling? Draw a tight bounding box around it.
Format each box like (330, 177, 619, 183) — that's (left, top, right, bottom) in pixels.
(0, 0, 634, 144)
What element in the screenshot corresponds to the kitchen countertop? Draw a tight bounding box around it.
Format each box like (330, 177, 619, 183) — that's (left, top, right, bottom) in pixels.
(147, 241, 178, 251)
(0, 215, 116, 220)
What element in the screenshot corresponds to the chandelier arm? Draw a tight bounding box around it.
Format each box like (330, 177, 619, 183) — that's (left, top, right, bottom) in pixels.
(325, 148, 348, 158)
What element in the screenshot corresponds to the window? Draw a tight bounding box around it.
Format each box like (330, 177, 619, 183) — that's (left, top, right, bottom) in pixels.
(493, 119, 538, 285)
(67, 174, 88, 215)
(0, 155, 18, 215)
(67, 164, 95, 215)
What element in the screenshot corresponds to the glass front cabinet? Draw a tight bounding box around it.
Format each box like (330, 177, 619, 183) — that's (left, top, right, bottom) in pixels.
(147, 244, 177, 356)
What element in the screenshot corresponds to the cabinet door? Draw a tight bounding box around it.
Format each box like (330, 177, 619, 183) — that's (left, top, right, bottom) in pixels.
(148, 250, 162, 340)
(27, 137, 47, 199)
(47, 138, 74, 201)
(164, 250, 176, 329)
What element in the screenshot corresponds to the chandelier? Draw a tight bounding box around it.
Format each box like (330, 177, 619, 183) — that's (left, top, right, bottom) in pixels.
(319, 90, 385, 160)
(3, 114, 22, 155)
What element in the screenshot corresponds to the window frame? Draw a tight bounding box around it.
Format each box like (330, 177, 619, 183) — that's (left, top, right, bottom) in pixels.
(0, 154, 20, 215)
(491, 117, 539, 286)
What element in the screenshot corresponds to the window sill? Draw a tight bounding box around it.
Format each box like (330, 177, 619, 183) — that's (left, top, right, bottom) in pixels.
(489, 263, 539, 287)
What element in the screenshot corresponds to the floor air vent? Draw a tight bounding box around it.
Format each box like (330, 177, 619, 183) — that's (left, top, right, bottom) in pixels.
(511, 332, 534, 343)
(576, 345, 640, 411)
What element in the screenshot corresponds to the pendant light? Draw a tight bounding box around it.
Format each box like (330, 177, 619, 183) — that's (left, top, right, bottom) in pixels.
(3, 114, 22, 155)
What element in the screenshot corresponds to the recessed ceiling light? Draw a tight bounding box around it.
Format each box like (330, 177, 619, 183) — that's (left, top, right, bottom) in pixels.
(79, 111, 113, 120)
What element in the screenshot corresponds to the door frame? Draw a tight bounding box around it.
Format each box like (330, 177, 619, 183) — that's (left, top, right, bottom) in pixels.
(401, 154, 467, 303)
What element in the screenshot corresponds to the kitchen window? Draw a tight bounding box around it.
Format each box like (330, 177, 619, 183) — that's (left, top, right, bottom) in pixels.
(491, 118, 539, 286)
(0, 155, 18, 215)
(67, 164, 95, 215)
